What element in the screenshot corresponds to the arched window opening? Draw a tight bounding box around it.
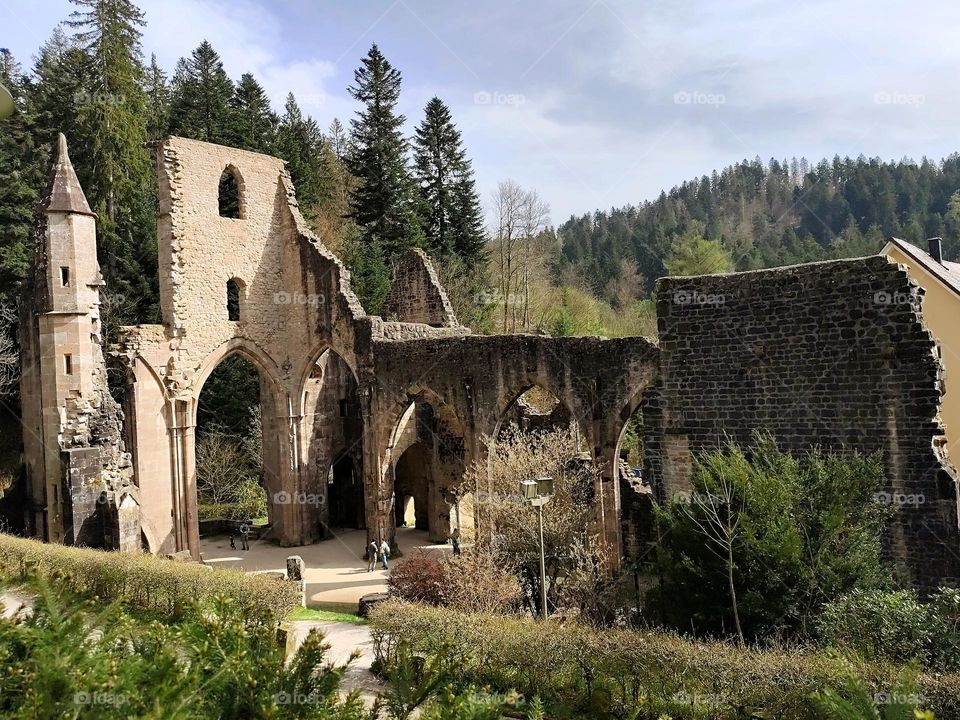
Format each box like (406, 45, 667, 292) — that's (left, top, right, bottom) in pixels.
(226, 278, 242, 321)
(218, 167, 242, 218)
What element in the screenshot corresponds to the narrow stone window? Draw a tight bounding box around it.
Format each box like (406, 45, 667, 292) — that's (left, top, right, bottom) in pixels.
(226, 279, 241, 321)
(339, 399, 348, 417)
(60, 266, 70, 287)
(218, 166, 242, 218)
(64, 354, 73, 375)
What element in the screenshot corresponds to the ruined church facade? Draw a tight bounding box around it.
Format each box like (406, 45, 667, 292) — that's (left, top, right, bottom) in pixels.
(18, 135, 960, 590)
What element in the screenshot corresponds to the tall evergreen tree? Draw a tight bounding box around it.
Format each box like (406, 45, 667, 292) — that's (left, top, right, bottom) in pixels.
(66, 0, 158, 323)
(413, 96, 486, 265)
(229, 73, 276, 153)
(327, 118, 348, 160)
(276, 93, 324, 217)
(0, 50, 42, 304)
(168, 40, 234, 144)
(347, 45, 422, 256)
(144, 53, 169, 142)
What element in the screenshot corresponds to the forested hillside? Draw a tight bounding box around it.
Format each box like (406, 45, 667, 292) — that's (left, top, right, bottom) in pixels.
(556, 155, 960, 304)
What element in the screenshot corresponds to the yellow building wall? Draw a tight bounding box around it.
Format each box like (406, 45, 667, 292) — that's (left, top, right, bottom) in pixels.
(885, 246, 960, 461)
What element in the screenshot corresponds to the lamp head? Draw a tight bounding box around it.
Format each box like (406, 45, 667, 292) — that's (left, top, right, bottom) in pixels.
(521, 479, 538, 501)
(537, 476, 554, 497)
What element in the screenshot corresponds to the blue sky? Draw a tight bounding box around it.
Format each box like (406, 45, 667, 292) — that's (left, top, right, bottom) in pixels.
(4, 0, 960, 224)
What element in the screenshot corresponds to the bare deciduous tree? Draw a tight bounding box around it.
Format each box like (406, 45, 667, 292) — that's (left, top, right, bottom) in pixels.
(491, 180, 552, 333)
(0, 303, 20, 398)
(680, 475, 746, 645)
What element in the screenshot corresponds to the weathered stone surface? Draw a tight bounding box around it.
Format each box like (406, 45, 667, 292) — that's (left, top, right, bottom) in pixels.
(18, 136, 960, 590)
(655, 258, 960, 589)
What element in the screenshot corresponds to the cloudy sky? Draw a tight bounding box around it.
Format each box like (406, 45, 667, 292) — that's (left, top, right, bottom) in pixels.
(4, 0, 960, 224)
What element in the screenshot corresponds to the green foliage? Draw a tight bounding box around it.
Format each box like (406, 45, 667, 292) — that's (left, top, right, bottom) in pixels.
(663, 225, 734, 276)
(347, 44, 423, 268)
(813, 657, 933, 720)
(229, 72, 277, 153)
(0, 582, 367, 719)
(818, 588, 960, 672)
(413, 96, 487, 267)
(370, 600, 960, 720)
(557, 155, 960, 308)
(651, 434, 890, 640)
(168, 40, 235, 144)
(0, 533, 299, 623)
(340, 221, 391, 314)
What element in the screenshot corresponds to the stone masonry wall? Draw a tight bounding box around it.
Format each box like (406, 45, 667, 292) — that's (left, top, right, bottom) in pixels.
(655, 256, 960, 590)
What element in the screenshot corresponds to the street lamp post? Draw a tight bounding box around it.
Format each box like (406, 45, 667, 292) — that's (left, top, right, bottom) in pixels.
(522, 475, 554, 620)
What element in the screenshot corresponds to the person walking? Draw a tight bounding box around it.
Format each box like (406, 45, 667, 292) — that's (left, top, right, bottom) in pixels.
(379, 539, 391, 571)
(451, 527, 461, 556)
(368, 539, 379, 572)
(239, 523, 250, 551)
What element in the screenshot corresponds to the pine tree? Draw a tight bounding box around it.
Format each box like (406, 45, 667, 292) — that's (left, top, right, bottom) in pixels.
(347, 44, 422, 263)
(66, 0, 158, 323)
(276, 93, 325, 217)
(168, 40, 234, 144)
(0, 50, 42, 304)
(230, 73, 276, 153)
(327, 118, 348, 160)
(144, 53, 169, 142)
(412, 97, 487, 266)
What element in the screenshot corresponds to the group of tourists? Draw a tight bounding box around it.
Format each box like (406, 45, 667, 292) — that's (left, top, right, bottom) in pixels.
(368, 538, 391, 571)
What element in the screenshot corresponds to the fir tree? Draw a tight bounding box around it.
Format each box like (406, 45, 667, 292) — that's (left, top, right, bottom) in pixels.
(230, 73, 276, 153)
(144, 53, 169, 142)
(67, 0, 157, 323)
(168, 40, 234, 144)
(0, 50, 42, 303)
(327, 118, 348, 160)
(276, 93, 325, 218)
(413, 96, 487, 265)
(347, 44, 422, 263)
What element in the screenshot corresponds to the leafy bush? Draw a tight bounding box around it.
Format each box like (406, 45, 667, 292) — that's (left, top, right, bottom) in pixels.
(0, 583, 367, 720)
(0, 533, 299, 623)
(818, 588, 960, 671)
(651, 433, 890, 641)
(370, 600, 960, 720)
(388, 550, 521, 614)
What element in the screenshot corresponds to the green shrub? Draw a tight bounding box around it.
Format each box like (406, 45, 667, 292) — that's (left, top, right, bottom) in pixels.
(651, 433, 890, 640)
(0, 583, 367, 720)
(370, 600, 960, 719)
(0, 533, 299, 623)
(818, 588, 960, 671)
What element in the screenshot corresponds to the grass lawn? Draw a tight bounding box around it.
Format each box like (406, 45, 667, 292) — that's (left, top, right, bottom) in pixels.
(287, 606, 368, 625)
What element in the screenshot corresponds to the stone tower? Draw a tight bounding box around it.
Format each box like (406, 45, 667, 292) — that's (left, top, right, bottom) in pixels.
(19, 134, 137, 550)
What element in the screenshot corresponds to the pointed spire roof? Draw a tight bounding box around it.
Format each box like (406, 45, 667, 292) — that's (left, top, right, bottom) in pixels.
(45, 133, 94, 216)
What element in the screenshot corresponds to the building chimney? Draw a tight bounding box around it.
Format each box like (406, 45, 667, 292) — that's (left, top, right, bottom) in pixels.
(928, 237, 944, 264)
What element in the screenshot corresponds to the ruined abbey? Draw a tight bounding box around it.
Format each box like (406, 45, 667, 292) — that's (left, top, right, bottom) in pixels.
(16, 134, 960, 590)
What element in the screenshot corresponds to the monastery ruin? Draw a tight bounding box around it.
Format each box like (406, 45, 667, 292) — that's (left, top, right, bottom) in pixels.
(15, 134, 960, 590)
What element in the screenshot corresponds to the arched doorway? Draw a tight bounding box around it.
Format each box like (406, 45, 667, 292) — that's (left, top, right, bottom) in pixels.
(328, 453, 363, 529)
(386, 392, 467, 544)
(393, 443, 432, 530)
(299, 347, 364, 539)
(194, 354, 268, 537)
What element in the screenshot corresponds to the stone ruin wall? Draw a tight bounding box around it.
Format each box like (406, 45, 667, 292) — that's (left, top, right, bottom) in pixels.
(653, 256, 960, 589)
